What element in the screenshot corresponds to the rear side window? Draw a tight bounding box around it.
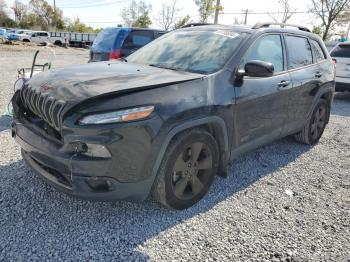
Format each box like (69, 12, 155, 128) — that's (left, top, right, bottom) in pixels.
(123, 30, 154, 48)
(310, 39, 326, 62)
(330, 44, 350, 58)
(285, 36, 313, 69)
(243, 34, 284, 73)
(92, 28, 122, 52)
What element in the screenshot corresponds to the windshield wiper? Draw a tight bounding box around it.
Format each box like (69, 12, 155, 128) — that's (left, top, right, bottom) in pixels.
(149, 64, 182, 71)
(119, 57, 128, 62)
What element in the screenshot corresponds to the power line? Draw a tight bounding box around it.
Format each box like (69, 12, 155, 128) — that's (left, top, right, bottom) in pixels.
(57, 0, 129, 9)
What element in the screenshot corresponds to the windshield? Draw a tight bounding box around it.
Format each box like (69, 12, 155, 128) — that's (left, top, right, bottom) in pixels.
(127, 29, 247, 74)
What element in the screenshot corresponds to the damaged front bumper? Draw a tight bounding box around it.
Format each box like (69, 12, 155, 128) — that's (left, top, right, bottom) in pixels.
(11, 118, 157, 201)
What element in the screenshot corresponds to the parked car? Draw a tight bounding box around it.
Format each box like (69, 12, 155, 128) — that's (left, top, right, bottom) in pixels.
(11, 23, 335, 210)
(10, 30, 32, 41)
(330, 42, 350, 92)
(89, 27, 166, 62)
(0, 28, 7, 43)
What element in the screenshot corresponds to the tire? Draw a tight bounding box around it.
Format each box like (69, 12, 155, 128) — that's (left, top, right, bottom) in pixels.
(152, 129, 219, 210)
(54, 40, 62, 46)
(294, 99, 329, 145)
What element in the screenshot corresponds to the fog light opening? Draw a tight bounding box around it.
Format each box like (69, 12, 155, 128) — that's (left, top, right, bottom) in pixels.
(87, 179, 113, 192)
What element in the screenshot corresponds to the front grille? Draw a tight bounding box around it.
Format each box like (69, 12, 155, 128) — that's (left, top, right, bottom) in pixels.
(21, 86, 66, 130)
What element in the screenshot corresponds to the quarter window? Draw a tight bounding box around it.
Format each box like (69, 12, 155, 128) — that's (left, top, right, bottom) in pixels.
(243, 34, 284, 73)
(310, 39, 326, 62)
(285, 36, 313, 69)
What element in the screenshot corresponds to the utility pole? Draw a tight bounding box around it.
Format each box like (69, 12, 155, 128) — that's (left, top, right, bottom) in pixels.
(242, 9, 251, 25)
(347, 21, 350, 40)
(214, 0, 221, 24)
(53, 0, 56, 30)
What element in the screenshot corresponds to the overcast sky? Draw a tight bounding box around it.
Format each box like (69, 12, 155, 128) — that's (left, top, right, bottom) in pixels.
(2, 0, 326, 29)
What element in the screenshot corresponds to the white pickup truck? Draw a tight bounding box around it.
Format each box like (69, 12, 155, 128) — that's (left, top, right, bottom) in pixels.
(20, 31, 66, 46)
(19, 30, 96, 47)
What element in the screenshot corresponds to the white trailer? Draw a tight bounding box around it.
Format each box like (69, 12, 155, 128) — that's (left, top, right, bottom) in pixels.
(49, 31, 97, 47)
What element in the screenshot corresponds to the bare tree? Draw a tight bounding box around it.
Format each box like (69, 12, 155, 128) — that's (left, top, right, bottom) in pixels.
(310, 0, 350, 40)
(11, 0, 28, 22)
(121, 0, 152, 27)
(156, 0, 180, 30)
(268, 0, 297, 23)
(0, 0, 6, 11)
(0, 0, 7, 15)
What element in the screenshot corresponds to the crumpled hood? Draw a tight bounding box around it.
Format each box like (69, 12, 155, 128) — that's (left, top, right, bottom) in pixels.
(27, 61, 203, 103)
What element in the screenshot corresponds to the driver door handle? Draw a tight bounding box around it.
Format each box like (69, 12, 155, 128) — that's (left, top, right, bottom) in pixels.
(277, 80, 291, 89)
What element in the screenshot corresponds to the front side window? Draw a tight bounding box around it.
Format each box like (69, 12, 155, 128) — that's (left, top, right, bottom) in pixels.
(243, 34, 284, 73)
(127, 30, 248, 74)
(310, 39, 326, 62)
(285, 36, 313, 69)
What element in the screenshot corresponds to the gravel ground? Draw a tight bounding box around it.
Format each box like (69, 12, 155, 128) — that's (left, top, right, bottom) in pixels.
(0, 45, 349, 261)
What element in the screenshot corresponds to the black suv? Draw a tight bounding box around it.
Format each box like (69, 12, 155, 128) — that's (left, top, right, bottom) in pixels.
(11, 23, 335, 210)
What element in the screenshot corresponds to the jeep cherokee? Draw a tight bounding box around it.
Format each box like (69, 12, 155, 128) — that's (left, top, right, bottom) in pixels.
(11, 23, 335, 210)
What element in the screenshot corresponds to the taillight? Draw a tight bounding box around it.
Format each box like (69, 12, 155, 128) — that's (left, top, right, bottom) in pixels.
(109, 49, 121, 60)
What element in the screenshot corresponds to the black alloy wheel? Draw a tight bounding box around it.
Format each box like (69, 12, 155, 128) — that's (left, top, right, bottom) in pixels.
(172, 142, 213, 200)
(152, 129, 219, 210)
(294, 99, 330, 145)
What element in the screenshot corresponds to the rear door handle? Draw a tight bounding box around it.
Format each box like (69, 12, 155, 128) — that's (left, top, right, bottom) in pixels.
(277, 80, 291, 89)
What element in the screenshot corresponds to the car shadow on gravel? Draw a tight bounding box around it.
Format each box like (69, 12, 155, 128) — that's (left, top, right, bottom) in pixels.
(0, 115, 11, 132)
(332, 92, 350, 117)
(0, 137, 312, 261)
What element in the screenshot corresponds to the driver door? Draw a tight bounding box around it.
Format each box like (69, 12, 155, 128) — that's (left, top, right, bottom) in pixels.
(233, 34, 292, 152)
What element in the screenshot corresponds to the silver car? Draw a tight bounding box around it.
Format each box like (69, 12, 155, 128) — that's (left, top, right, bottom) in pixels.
(330, 42, 350, 92)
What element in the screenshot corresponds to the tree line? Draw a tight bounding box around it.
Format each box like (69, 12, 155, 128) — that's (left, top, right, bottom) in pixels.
(1, 0, 349, 39)
(0, 0, 100, 33)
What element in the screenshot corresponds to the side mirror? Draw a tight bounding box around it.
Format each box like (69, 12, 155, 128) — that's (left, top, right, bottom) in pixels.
(239, 60, 274, 78)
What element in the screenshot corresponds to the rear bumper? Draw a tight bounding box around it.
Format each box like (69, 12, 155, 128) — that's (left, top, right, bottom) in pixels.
(11, 119, 157, 201)
(335, 76, 350, 91)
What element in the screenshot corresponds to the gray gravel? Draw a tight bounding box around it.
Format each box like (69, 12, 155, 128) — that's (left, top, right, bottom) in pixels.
(0, 45, 349, 261)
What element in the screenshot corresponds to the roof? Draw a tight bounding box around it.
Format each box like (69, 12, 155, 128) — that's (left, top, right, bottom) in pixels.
(103, 27, 166, 32)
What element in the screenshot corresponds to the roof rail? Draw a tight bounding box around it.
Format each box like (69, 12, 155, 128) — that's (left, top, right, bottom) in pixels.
(182, 23, 214, 28)
(252, 22, 311, 32)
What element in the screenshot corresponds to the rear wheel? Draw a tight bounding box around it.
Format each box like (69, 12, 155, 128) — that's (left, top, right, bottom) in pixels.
(152, 129, 219, 210)
(294, 99, 329, 145)
(54, 40, 62, 46)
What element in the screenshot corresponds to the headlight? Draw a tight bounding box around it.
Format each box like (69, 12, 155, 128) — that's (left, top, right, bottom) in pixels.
(14, 78, 26, 92)
(78, 106, 155, 125)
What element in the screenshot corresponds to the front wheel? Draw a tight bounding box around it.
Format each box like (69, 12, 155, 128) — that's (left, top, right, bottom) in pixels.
(152, 129, 219, 210)
(294, 99, 329, 145)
